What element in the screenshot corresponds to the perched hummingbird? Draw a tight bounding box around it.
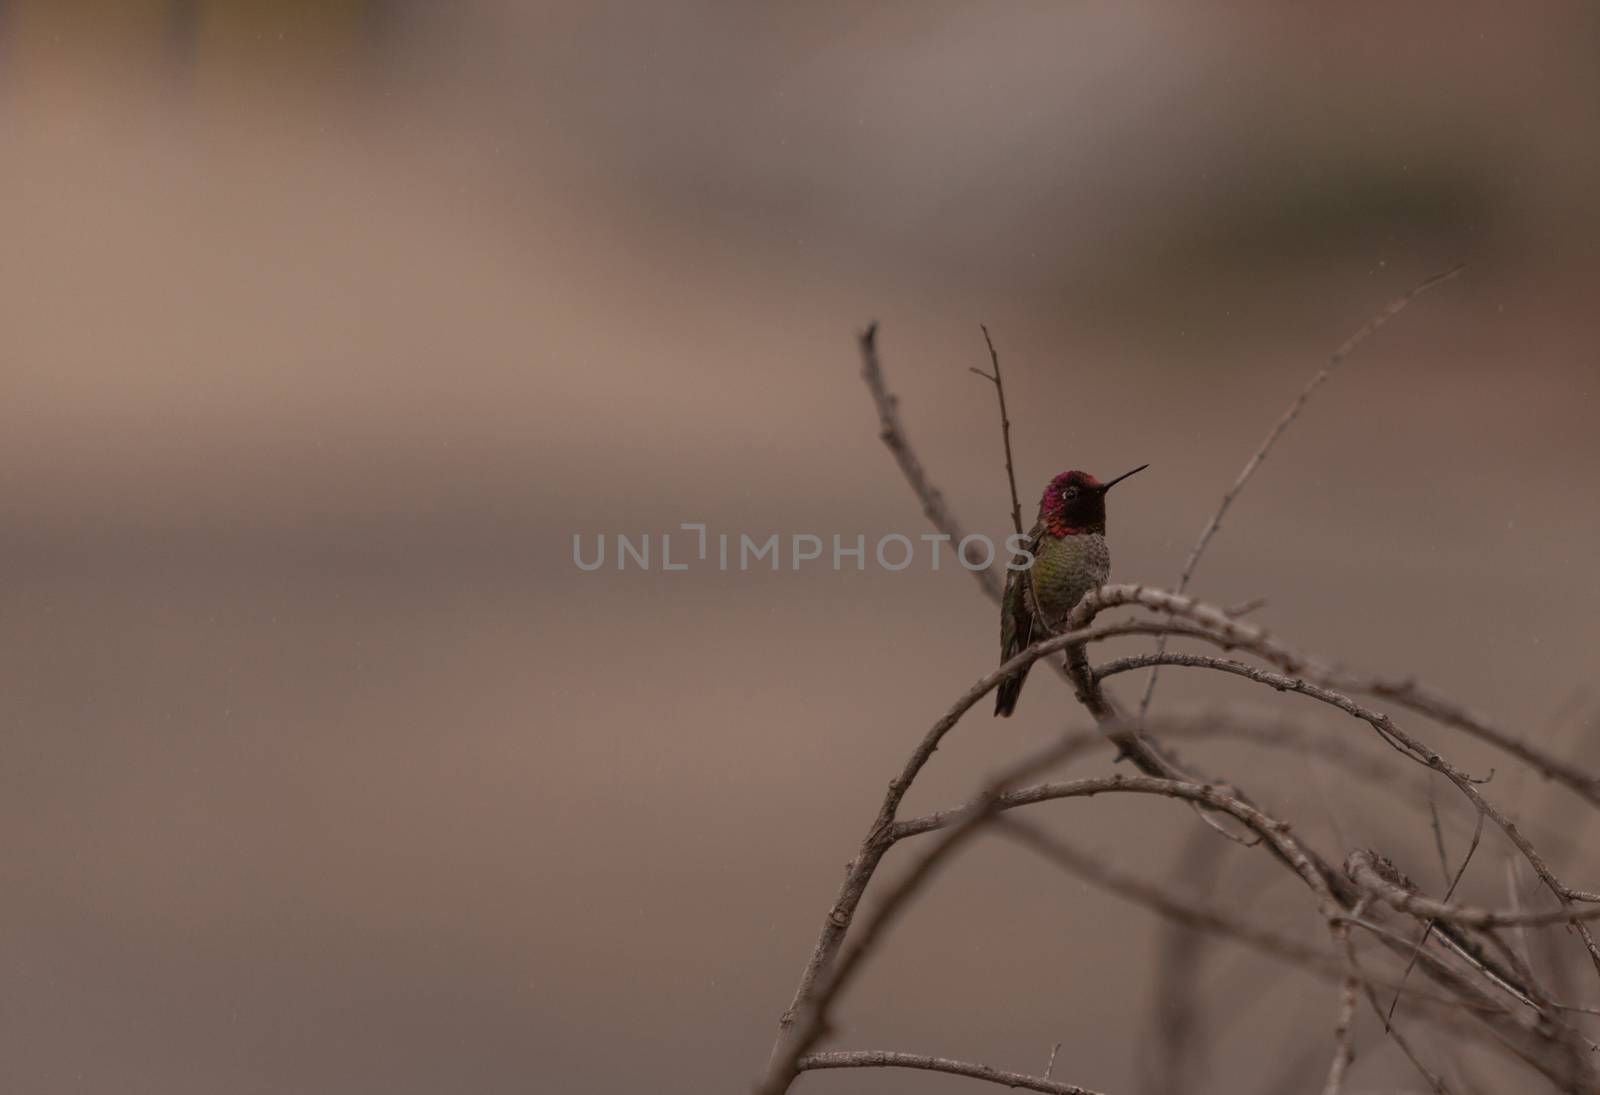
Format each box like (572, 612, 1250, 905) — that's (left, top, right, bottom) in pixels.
(994, 465, 1148, 717)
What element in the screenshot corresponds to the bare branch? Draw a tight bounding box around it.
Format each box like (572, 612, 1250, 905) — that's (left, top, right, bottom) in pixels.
(763, 618, 1226, 1086)
(1429, 790, 1451, 887)
(1098, 588, 1564, 786)
(1341, 925, 1455, 1095)
(1503, 859, 1536, 990)
(1224, 595, 1270, 618)
(1084, 585, 1600, 980)
(1348, 850, 1600, 928)
(971, 324, 1024, 538)
(765, 734, 1344, 1095)
(798, 1050, 1105, 1095)
(859, 323, 1003, 599)
(1343, 913, 1600, 1092)
(1387, 808, 1487, 1027)
(1137, 265, 1467, 720)
(769, 702, 1597, 1093)
(1044, 1041, 1062, 1082)
(762, 733, 1135, 1095)
(909, 774, 1341, 903)
(1322, 911, 1362, 1095)
(1364, 676, 1600, 808)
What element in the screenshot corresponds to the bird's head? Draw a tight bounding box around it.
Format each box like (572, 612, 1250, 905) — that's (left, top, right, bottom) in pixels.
(1041, 465, 1147, 535)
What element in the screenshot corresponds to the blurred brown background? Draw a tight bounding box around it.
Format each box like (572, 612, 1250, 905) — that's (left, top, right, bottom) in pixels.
(4, 3, 1600, 1092)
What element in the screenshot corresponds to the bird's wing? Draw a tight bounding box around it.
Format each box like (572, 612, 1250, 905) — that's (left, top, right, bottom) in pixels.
(995, 523, 1045, 717)
(999, 522, 1045, 663)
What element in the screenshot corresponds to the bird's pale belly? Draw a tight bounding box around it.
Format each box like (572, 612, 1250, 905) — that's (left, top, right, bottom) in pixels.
(1031, 532, 1110, 630)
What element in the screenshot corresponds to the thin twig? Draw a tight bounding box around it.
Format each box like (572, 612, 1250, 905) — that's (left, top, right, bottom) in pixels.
(1339, 914, 1596, 1090)
(1137, 264, 1466, 721)
(763, 732, 1111, 1095)
(1386, 807, 1487, 1028)
(798, 1050, 1105, 1095)
(1428, 789, 1451, 887)
(1224, 595, 1270, 618)
(1341, 926, 1454, 1095)
(971, 324, 1024, 538)
(1322, 906, 1364, 1095)
(1504, 858, 1535, 989)
(761, 615, 1225, 1089)
(766, 755, 1342, 1095)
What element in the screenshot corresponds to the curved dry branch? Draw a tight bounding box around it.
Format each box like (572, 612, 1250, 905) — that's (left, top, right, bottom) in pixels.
(798, 1050, 1105, 1095)
(1386, 808, 1487, 1028)
(763, 734, 1116, 1095)
(1137, 264, 1466, 720)
(1339, 919, 1454, 1095)
(762, 618, 1210, 1085)
(768, 710, 1598, 1093)
(1073, 584, 1600, 979)
(761, 739, 1345, 1095)
(764, 585, 1598, 1095)
(1083, 585, 1600, 808)
(786, 754, 1581, 1092)
(1099, 652, 1594, 895)
(1348, 850, 1600, 929)
(1335, 914, 1600, 1093)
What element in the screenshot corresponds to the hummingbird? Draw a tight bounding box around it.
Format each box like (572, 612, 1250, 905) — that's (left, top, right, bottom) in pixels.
(994, 465, 1148, 717)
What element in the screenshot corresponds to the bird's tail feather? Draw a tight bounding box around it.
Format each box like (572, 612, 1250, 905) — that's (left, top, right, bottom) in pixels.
(994, 665, 1030, 717)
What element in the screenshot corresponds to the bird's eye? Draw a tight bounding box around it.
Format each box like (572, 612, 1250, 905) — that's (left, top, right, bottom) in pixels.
(1064, 486, 1079, 500)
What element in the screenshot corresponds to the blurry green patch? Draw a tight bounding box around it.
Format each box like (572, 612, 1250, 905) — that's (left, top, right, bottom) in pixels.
(1169, 155, 1497, 269)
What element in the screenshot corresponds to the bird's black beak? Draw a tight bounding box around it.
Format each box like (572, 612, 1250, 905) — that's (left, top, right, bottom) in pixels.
(1098, 464, 1149, 492)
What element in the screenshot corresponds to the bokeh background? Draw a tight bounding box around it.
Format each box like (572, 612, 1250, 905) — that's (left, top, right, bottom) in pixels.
(5, 3, 1600, 1093)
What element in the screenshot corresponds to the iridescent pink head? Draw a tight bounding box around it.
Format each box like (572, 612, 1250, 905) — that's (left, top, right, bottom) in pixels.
(1040, 465, 1148, 536)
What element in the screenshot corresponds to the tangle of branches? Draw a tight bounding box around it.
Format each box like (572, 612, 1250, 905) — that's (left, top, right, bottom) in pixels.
(757, 270, 1600, 1095)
